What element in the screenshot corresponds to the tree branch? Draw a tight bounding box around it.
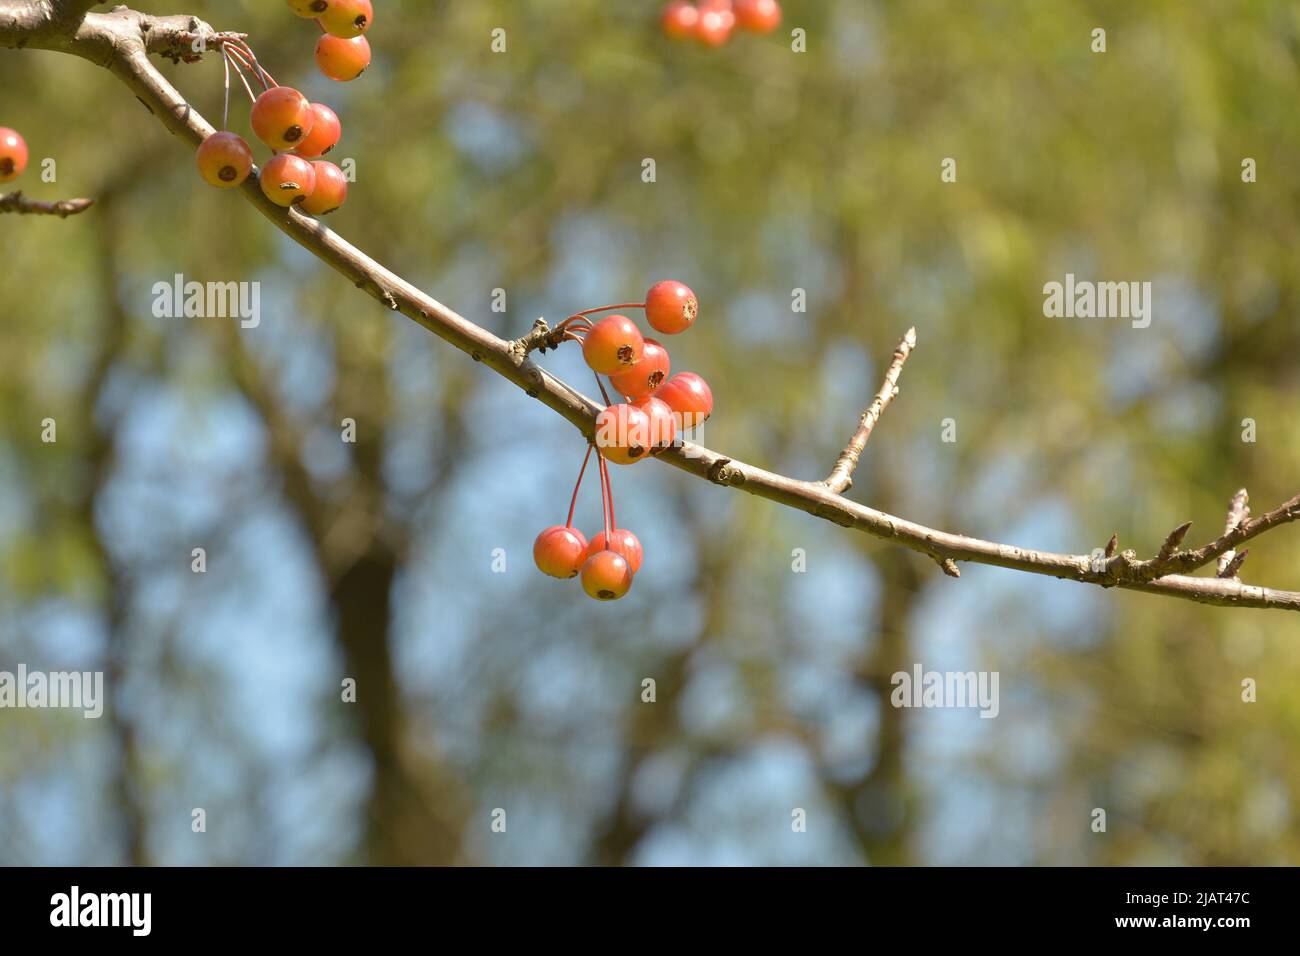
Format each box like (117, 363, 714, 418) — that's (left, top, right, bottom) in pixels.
(7, 2, 1300, 611)
(0, 189, 94, 216)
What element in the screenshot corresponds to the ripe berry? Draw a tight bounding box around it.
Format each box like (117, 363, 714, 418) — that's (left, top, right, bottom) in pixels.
(608, 337, 670, 400)
(251, 86, 315, 150)
(319, 0, 373, 39)
(633, 395, 677, 452)
(581, 550, 633, 601)
(588, 529, 643, 575)
(734, 0, 781, 32)
(645, 280, 698, 335)
(656, 372, 714, 426)
(534, 526, 589, 579)
(696, 4, 735, 46)
(293, 103, 341, 158)
(287, 0, 331, 17)
(195, 131, 253, 188)
(0, 127, 29, 183)
(260, 153, 316, 207)
(316, 34, 371, 81)
(594, 403, 653, 465)
(662, 1, 699, 39)
(582, 314, 645, 374)
(300, 161, 348, 215)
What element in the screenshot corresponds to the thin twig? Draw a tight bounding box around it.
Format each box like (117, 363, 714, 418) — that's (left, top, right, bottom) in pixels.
(1216, 488, 1251, 576)
(0, 190, 94, 217)
(824, 326, 916, 493)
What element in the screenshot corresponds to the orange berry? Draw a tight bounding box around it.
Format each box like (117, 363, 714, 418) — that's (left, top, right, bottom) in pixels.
(0, 127, 29, 182)
(587, 529, 643, 575)
(633, 395, 677, 452)
(582, 314, 645, 374)
(260, 153, 316, 207)
(287, 0, 332, 17)
(594, 403, 654, 466)
(250, 86, 314, 150)
(319, 0, 372, 39)
(534, 526, 589, 579)
(581, 550, 633, 601)
(316, 34, 371, 81)
(300, 160, 348, 216)
(609, 337, 670, 400)
(645, 280, 698, 335)
(293, 103, 341, 159)
(195, 131, 253, 188)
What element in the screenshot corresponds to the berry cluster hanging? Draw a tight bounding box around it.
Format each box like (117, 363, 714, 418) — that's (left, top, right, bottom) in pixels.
(194, 1, 375, 216)
(533, 281, 715, 602)
(661, 0, 782, 46)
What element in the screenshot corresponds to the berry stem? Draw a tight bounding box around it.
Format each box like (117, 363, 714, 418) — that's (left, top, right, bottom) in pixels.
(221, 46, 231, 129)
(602, 454, 618, 531)
(232, 38, 277, 89)
(555, 315, 594, 333)
(565, 443, 594, 529)
(598, 452, 612, 540)
(222, 48, 259, 103)
(593, 370, 612, 408)
(222, 38, 274, 91)
(571, 303, 646, 318)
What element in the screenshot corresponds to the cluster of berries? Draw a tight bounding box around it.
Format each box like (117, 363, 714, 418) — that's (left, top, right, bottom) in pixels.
(533, 281, 714, 602)
(193, 2, 375, 216)
(661, 0, 782, 46)
(288, 0, 374, 82)
(0, 127, 28, 183)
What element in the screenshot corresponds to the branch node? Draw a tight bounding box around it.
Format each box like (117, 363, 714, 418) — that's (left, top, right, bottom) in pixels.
(1156, 520, 1193, 562)
(707, 458, 736, 486)
(1219, 549, 1249, 580)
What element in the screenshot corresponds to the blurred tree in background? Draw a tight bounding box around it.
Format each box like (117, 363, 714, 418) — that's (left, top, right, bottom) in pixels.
(1, 0, 1298, 865)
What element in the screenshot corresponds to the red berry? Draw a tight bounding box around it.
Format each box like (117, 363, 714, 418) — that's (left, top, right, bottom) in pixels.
(293, 103, 341, 158)
(250, 86, 315, 150)
(734, 0, 781, 32)
(633, 395, 677, 452)
(588, 529, 643, 575)
(300, 160, 348, 216)
(534, 526, 589, 579)
(319, 0, 373, 39)
(645, 280, 698, 335)
(260, 153, 316, 207)
(288, 0, 332, 17)
(656, 372, 713, 427)
(316, 34, 371, 81)
(0, 127, 28, 183)
(695, 5, 735, 45)
(608, 337, 670, 400)
(582, 314, 645, 374)
(662, 1, 699, 38)
(581, 550, 633, 601)
(195, 131, 253, 188)
(594, 403, 653, 465)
